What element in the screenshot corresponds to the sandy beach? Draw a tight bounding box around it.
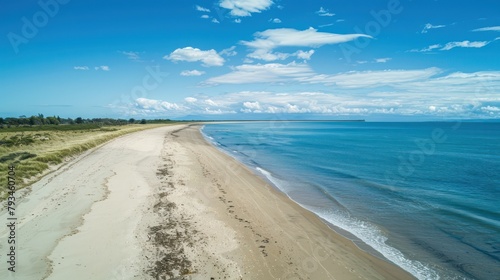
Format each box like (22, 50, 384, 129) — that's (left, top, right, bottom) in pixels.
(0, 124, 414, 279)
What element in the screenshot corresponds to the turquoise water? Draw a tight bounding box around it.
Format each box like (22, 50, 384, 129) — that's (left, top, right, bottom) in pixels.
(201, 121, 500, 280)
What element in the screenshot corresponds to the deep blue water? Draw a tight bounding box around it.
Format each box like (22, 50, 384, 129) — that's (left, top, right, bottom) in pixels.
(201, 121, 500, 280)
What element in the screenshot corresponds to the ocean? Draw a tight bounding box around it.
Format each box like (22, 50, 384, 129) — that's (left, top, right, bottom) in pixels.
(201, 121, 500, 280)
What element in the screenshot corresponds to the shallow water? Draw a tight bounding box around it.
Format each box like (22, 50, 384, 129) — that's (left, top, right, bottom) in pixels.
(202, 121, 500, 280)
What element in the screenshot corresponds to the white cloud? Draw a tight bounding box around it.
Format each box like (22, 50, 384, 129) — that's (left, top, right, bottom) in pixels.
(219, 46, 237, 56)
(205, 99, 218, 106)
(295, 50, 315, 60)
(481, 106, 500, 112)
(219, 0, 273, 17)
(234, 18, 242, 23)
(119, 51, 141, 61)
(180, 70, 206, 76)
(95, 66, 110, 71)
(270, 18, 281, 23)
(421, 23, 446, 33)
(201, 15, 210, 19)
(134, 98, 187, 112)
(74, 66, 89, 70)
(440, 40, 490, 50)
(375, 57, 392, 63)
(244, 27, 370, 49)
(212, 18, 220, 24)
(196, 5, 211, 12)
(205, 62, 314, 85)
(120, 68, 500, 118)
(316, 7, 335, 17)
(243, 101, 261, 110)
(247, 50, 290, 61)
(165, 47, 225, 67)
(242, 27, 371, 61)
(472, 26, 500, 32)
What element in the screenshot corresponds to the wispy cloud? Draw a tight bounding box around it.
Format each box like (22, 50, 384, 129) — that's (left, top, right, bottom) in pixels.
(421, 23, 446, 33)
(95, 66, 110, 71)
(270, 18, 281, 23)
(119, 51, 141, 61)
(472, 26, 500, 32)
(74, 66, 89, 70)
(180, 70, 206, 76)
(195, 5, 210, 12)
(441, 40, 490, 50)
(204, 62, 314, 85)
(205, 63, 441, 88)
(212, 18, 220, 24)
(219, 0, 273, 17)
(375, 57, 392, 63)
(300, 68, 442, 88)
(219, 46, 237, 57)
(164, 47, 225, 67)
(318, 23, 335, 28)
(74, 65, 110, 71)
(409, 44, 442, 53)
(410, 39, 495, 52)
(316, 7, 335, 17)
(241, 27, 371, 61)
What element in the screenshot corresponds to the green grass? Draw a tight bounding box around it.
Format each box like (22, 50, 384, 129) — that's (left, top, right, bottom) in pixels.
(0, 123, 176, 200)
(0, 124, 104, 132)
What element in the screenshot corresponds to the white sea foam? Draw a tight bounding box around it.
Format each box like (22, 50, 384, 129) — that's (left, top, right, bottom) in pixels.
(256, 167, 440, 280)
(314, 209, 441, 280)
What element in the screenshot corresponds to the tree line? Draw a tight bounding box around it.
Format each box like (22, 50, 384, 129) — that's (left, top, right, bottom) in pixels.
(0, 114, 171, 128)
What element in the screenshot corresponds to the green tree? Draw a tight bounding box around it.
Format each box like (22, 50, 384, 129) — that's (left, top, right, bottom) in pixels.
(75, 117, 83, 124)
(140, 119, 147, 124)
(46, 116, 60, 125)
(29, 116, 37, 126)
(128, 118, 136, 124)
(38, 113, 46, 125)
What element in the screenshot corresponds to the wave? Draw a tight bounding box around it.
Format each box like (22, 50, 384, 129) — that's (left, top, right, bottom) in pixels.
(255, 167, 440, 280)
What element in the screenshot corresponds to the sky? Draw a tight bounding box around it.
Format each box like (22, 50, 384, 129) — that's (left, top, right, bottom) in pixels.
(1, 0, 499, 121)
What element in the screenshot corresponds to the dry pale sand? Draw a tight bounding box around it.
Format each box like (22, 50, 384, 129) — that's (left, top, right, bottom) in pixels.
(0, 123, 415, 280)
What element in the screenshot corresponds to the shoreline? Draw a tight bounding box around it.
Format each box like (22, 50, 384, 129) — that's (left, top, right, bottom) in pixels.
(199, 124, 404, 267)
(164, 124, 415, 279)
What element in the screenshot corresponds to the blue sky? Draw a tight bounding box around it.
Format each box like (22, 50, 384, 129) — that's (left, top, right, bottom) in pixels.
(1, 0, 499, 120)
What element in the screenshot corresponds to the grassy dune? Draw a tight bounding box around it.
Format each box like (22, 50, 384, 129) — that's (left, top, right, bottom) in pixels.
(0, 123, 174, 200)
